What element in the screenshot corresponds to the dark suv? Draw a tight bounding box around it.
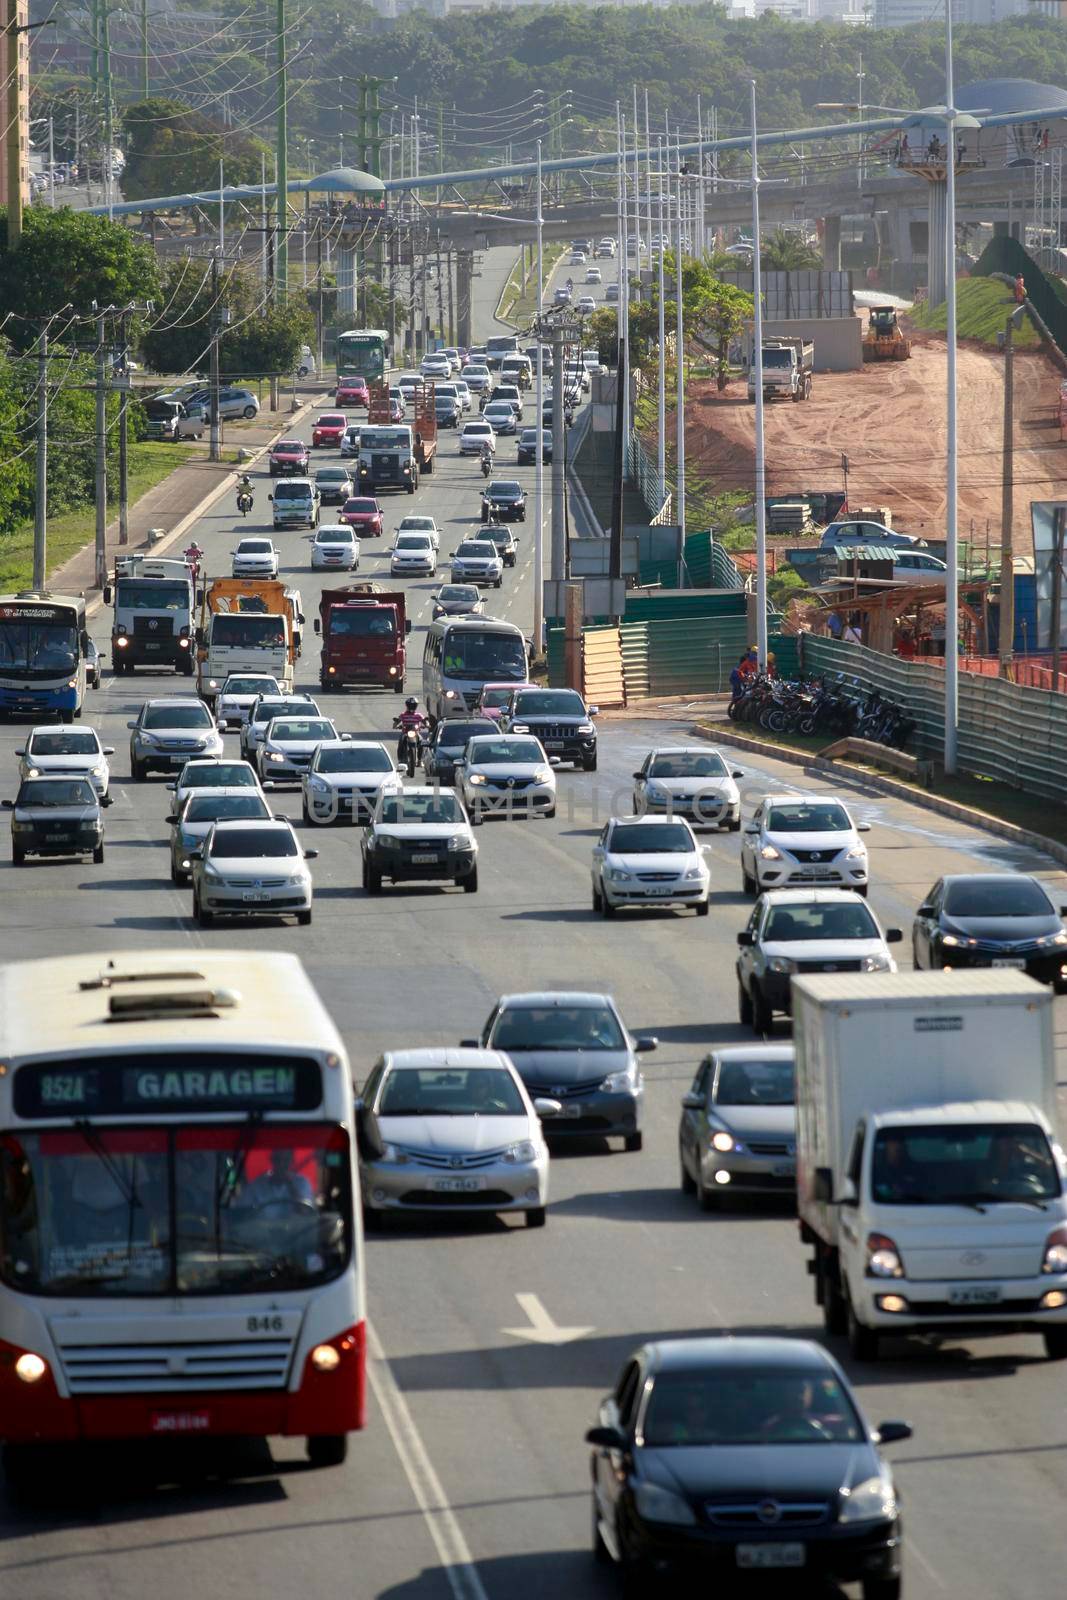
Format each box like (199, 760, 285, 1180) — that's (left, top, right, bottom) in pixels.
(480, 480, 526, 523)
(501, 687, 598, 772)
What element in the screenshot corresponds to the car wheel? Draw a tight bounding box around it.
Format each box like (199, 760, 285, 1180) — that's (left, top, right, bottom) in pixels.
(365, 865, 382, 895)
(131, 755, 147, 783)
(592, 1496, 611, 1564)
(601, 893, 615, 919)
(727, 817, 741, 832)
(737, 980, 753, 1027)
(92, 843, 104, 864)
(821, 1259, 847, 1337)
(679, 1148, 696, 1194)
(855, 884, 869, 898)
(525, 1205, 546, 1228)
(297, 908, 312, 926)
(306, 1435, 347, 1468)
(1043, 1327, 1067, 1360)
(741, 859, 757, 895)
(582, 752, 597, 772)
(846, 1289, 880, 1361)
(696, 1168, 719, 1211)
(194, 892, 213, 928)
(861, 1579, 901, 1600)
(12, 846, 25, 866)
(592, 883, 603, 913)
(750, 983, 773, 1036)
(242, 405, 257, 419)
(695, 896, 710, 917)
(171, 862, 186, 885)
(624, 1132, 643, 1153)
(462, 867, 479, 893)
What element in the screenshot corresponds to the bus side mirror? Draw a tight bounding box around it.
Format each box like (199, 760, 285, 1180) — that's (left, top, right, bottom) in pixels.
(406, 620, 412, 635)
(103, 586, 112, 605)
(313, 617, 321, 634)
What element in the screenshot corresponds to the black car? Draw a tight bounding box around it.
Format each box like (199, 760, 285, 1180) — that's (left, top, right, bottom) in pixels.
(912, 873, 1067, 989)
(502, 687, 597, 771)
(483, 524, 520, 567)
(516, 428, 552, 465)
(422, 717, 497, 784)
(481, 480, 526, 523)
(4, 776, 105, 865)
(434, 397, 460, 428)
(588, 1337, 910, 1597)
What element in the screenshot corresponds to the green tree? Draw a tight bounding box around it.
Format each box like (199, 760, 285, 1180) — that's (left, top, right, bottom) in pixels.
(142, 261, 313, 378)
(122, 99, 268, 202)
(0, 209, 160, 349)
(760, 228, 822, 271)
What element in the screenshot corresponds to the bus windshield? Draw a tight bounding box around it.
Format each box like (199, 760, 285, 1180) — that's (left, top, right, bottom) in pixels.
(0, 1123, 351, 1297)
(337, 331, 387, 380)
(0, 620, 78, 678)
(442, 629, 527, 681)
(211, 615, 286, 648)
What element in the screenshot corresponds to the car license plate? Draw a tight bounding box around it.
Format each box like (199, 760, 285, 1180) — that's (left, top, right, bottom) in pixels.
(545, 740, 565, 751)
(644, 887, 673, 896)
(412, 852, 439, 864)
(48, 832, 72, 843)
(432, 1177, 484, 1193)
(773, 1163, 796, 1178)
(949, 1284, 1002, 1305)
(992, 958, 1026, 968)
(736, 1545, 805, 1570)
(144, 641, 162, 651)
(242, 891, 271, 903)
(150, 1409, 211, 1434)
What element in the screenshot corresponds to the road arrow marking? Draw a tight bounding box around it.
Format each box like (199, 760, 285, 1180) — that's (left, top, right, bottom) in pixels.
(502, 1291, 593, 1345)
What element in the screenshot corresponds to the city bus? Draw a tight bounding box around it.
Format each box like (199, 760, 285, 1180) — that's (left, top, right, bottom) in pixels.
(423, 616, 529, 720)
(0, 591, 88, 721)
(0, 950, 366, 1482)
(336, 328, 389, 383)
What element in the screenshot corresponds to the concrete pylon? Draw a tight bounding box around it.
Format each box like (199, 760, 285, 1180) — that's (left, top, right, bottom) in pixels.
(926, 177, 947, 305)
(337, 245, 357, 316)
(456, 250, 474, 349)
(821, 215, 841, 271)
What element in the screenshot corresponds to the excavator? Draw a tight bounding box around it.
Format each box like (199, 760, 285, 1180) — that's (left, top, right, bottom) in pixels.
(862, 305, 912, 362)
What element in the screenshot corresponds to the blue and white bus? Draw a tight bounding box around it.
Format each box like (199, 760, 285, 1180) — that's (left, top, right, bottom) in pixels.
(0, 592, 88, 721)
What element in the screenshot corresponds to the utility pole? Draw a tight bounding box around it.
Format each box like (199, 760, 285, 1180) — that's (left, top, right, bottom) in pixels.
(95, 312, 108, 591)
(209, 255, 224, 462)
(674, 131, 686, 561)
(275, 0, 288, 294)
(533, 140, 544, 652)
(1052, 507, 1066, 688)
(550, 320, 575, 581)
(48, 115, 55, 208)
(999, 303, 1026, 676)
(750, 80, 769, 669)
(117, 308, 131, 546)
(102, 0, 113, 219)
(141, 0, 148, 97)
(33, 324, 48, 590)
(656, 135, 666, 499)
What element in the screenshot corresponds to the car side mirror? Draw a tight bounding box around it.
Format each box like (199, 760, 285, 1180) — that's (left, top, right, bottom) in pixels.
(103, 585, 112, 605)
(126, 721, 137, 730)
(587, 705, 599, 717)
(217, 722, 227, 732)
(857, 822, 871, 833)
(533, 1097, 561, 1118)
(635, 1036, 657, 1053)
(103, 747, 115, 757)
(165, 783, 175, 792)
(681, 1091, 703, 1110)
(632, 772, 644, 781)
(14, 749, 24, 757)
(1, 800, 12, 810)
(585, 1426, 626, 1451)
(737, 929, 754, 946)
(732, 770, 744, 779)
(188, 847, 203, 859)
(313, 617, 321, 634)
(304, 848, 319, 860)
(742, 823, 758, 834)
(406, 620, 412, 634)
(267, 495, 273, 503)
(813, 1166, 834, 1202)
(886, 928, 903, 943)
(875, 1420, 913, 1445)
(459, 1038, 479, 1048)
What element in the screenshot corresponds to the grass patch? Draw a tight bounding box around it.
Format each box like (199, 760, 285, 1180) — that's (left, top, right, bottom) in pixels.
(0, 442, 193, 590)
(911, 277, 1040, 348)
(503, 243, 567, 325)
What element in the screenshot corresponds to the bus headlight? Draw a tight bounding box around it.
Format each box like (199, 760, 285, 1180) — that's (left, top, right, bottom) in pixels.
(15, 1352, 48, 1384)
(310, 1344, 341, 1373)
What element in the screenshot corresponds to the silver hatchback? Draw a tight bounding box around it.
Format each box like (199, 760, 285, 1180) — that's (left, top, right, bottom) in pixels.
(678, 1045, 796, 1209)
(190, 818, 317, 926)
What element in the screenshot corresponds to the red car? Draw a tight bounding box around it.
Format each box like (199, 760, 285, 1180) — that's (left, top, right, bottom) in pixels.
(269, 439, 310, 477)
(336, 377, 370, 407)
(312, 411, 348, 448)
(339, 496, 384, 537)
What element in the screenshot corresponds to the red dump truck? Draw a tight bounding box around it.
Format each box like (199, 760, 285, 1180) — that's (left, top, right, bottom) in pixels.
(314, 585, 410, 693)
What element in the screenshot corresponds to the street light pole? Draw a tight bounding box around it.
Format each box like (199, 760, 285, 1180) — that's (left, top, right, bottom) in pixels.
(750, 80, 769, 671)
(656, 135, 666, 499)
(674, 130, 686, 560)
(533, 139, 545, 654)
(944, 0, 960, 772)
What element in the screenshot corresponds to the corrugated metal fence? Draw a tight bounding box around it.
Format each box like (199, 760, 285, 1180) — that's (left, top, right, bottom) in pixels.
(548, 617, 799, 699)
(803, 635, 1067, 801)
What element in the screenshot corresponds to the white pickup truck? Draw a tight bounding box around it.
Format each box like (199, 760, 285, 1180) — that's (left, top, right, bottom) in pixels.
(747, 338, 814, 403)
(794, 970, 1067, 1363)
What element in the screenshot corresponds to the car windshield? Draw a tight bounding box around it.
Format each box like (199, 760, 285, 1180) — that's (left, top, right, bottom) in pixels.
(456, 544, 496, 558)
(142, 705, 212, 730)
(184, 794, 269, 823)
(437, 721, 495, 750)
(181, 764, 254, 788)
(488, 484, 522, 498)
(317, 745, 392, 773)
(252, 700, 312, 723)
(317, 415, 345, 427)
(441, 631, 527, 681)
(379, 794, 462, 824)
(480, 686, 516, 709)
(871, 1122, 1060, 1206)
(271, 486, 309, 503)
(378, 1067, 525, 1117)
(400, 519, 434, 530)
(238, 541, 275, 552)
(649, 752, 728, 779)
(490, 1005, 624, 1052)
(17, 780, 95, 807)
(641, 1370, 863, 1447)
(345, 499, 378, 514)
(316, 470, 349, 482)
(115, 581, 188, 610)
(0, 1122, 351, 1297)
(223, 678, 278, 695)
(766, 803, 851, 833)
(610, 823, 694, 855)
(274, 443, 305, 455)
(513, 691, 585, 716)
(715, 1059, 795, 1106)
(942, 879, 1053, 918)
(469, 739, 543, 765)
(28, 731, 100, 756)
(270, 720, 335, 742)
(396, 536, 430, 550)
(316, 527, 354, 542)
(763, 902, 878, 941)
(439, 587, 477, 603)
(209, 828, 298, 859)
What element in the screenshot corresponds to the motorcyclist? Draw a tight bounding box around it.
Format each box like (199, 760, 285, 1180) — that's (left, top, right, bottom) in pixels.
(480, 438, 495, 477)
(393, 697, 428, 772)
(236, 475, 254, 514)
(183, 541, 205, 580)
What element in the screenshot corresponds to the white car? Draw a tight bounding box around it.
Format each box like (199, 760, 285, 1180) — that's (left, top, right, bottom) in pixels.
(259, 714, 344, 786)
(167, 758, 261, 811)
(453, 379, 473, 414)
(592, 815, 711, 918)
(216, 673, 282, 730)
(462, 367, 493, 399)
(632, 746, 743, 830)
(340, 424, 362, 457)
(240, 693, 319, 763)
(482, 402, 517, 436)
(740, 794, 871, 897)
(310, 523, 360, 571)
(421, 353, 452, 379)
(450, 539, 503, 587)
(492, 385, 524, 420)
(585, 266, 603, 284)
(456, 734, 557, 822)
(440, 348, 462, 374)
(395, 514, 441, 552)
(302, 739, 400, 825)
(231, 537, 279, 579)
(17, 725, 114, 802)
(391, 532, 437, 576)
(459, 419, 496, 455)
(575, 296, 596, 315)
(191, 818, 316, 927)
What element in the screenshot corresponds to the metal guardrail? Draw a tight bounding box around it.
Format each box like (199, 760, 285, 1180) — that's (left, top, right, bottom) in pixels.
(803, 635, 1067, 802)
(628, 432, 670, 523)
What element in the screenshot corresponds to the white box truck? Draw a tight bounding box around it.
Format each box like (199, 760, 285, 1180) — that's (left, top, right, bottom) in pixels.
(794, 970, 1067, 1362)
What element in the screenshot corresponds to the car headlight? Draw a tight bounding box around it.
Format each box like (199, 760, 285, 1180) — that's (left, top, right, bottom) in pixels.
(1036, 930, 1067, 948)
(576, 722, 595, 735)
(509, 723, 529, 733)
(710, 1129, 740, 1153)
(683, 866, 704, 880)
(760, 844, 782, 860)
(633, 1482, 697, 1527)
(533, 769, 553, 784)
(12, 821, 33, 832)
(861, 954, 892, 972)
(285, 874, 307, 887)
(601, 1066, 637, 1093)
(503, 1140, 538, 1164)
(767, 957, 796, 974)
(447, 834, 472, 850)
(839, 1472, 897, 1525)
(267, 751, 285, 762)
(845, 846, 867, 862)
(26, 766, 40, 777)
(606, 867, 631, 883)
(941, 934, 978, 948)
(378, 1142, 410, 1165)
(645, 783, 668, 801)
(468, 773, 487, 785)
(139, 732, 159, 746)
(90, 765, 107, 781)
(309, 776, 330, 792)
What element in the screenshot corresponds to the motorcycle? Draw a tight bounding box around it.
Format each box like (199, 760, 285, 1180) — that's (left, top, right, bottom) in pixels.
(480, 453, 493, 478)
(392, 718, 425, 778)
(183, 544, 204, 584)
(236, 489, 254, 517)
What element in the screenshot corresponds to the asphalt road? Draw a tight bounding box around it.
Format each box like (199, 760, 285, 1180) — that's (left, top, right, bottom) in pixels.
(2, 246, 1066, 1600)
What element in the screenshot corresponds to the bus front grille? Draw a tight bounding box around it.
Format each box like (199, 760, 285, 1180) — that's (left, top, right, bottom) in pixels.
(55, 1338, 295, 1393)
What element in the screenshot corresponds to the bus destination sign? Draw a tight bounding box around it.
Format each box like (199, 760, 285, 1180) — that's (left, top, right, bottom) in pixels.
(14, 1054, 323, 1117)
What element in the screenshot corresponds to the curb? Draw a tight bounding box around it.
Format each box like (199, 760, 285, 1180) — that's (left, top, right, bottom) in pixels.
(695, 720, 1067, 870)
(83, 390, 331, 621)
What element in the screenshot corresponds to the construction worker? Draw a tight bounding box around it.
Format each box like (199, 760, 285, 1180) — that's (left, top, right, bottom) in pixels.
(1014, 274, 1026, 305)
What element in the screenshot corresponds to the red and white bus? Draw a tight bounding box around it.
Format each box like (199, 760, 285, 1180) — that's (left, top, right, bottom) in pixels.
(0, 950, 365, 1481)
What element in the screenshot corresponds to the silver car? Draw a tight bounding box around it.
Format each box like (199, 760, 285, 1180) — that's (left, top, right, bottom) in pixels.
(17, 725, 114, 802)
(301, 739, 400, 825)
(310, 523, 360, 571)
(678, 1045, 796, 1209)
(167, 758, 261, 811)
(216, 673, 282, 730)
(450, 539, 503, 587)
(258, 715, 343, 786)
(191, 818, 317, 926)
(167, 786, 272, 885)
(357, 1048, 553, 1227)
(632, 746, 743, 831)
(740, 794, 871, 896)
(431, 584, 484, 620)
(591, 815, 711, 918)
(456, 734, 557, 821)
(128, 698, 224, 781)
(240, 694, 318, 763)
(471, 991, 656, 1152)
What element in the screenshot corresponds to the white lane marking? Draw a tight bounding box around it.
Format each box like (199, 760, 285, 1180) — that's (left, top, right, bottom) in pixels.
(502, 1292, 594, 1346)
(367, 1319, 490, 1600)
(908, 1537, 948, 1590)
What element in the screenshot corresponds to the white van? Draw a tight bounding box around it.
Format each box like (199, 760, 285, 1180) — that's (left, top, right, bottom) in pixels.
(423, 617, 529, 720)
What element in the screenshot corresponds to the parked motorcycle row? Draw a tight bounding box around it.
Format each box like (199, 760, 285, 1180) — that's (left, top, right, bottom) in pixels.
(728, 673, 916, 750)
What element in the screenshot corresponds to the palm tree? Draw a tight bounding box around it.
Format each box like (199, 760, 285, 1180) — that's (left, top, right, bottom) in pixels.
(759, 228, 822, 271)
